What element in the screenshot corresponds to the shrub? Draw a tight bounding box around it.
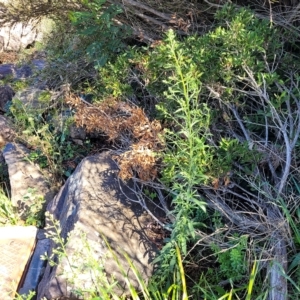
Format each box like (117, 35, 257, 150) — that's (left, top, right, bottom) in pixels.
(69, 0, 130, 67)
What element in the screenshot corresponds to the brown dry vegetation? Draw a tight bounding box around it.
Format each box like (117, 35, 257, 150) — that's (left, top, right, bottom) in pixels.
(66, 94, 164, 181)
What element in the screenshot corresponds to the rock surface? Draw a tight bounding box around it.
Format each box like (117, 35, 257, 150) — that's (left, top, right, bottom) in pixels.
(12, 88, 52, 115)
(0, 60, 46, 82)
(18, 230, 50, 296)
(0, 85, 14, 112)
(0, 226, 38, 300)
(0, 21, 43, 51)
(0, 115, 15, 148)
(69, 124, 86, 143)
(3, 143, 54, 215)
(37, 151, 156, 299)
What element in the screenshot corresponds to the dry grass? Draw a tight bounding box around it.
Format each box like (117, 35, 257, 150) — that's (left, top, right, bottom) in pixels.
(66, 94, 164, 181)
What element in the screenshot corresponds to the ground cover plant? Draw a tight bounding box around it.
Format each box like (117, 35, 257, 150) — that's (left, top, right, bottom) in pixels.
(1, 0, 300, 299)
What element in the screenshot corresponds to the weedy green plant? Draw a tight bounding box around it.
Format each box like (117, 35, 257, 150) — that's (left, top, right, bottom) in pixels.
(37, 0, 130, 89)
(10, 79, 30, 92)
(140, 22, 262, 286)
(9, 96, 58, 171)
(96, 49, 136, 98)
(146, 30, 214, 279)
(14, 291, 36, 300)
(8, 94, 89, 180)
(0, 186, 47, 227)
(211, 235, 248, 281)
(0, 186, 18, 225)
(21, 188, 46, 227)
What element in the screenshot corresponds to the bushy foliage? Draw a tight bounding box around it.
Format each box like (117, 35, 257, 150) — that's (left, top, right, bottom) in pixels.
(34, 0, 130, 89)
(69, 0, 130, 67)
(90, 4, 300, 298)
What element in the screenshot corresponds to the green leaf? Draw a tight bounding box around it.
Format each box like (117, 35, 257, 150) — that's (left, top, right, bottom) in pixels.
(288, 253, 300, 272)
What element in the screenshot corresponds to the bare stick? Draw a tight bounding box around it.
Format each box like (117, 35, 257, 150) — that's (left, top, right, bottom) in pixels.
(230, 104, 253, 149)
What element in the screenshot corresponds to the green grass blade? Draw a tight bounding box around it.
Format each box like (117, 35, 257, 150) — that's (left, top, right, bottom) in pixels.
(175, 244, 188, 300)
(246, 260, 258, 300)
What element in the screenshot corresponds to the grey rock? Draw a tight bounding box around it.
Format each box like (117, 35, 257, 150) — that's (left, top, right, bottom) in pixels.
(12, 88, 51, 114)
(30, 59, 46, 72)
(0, 21, 43, 51)
(15, 65, 32, 79)
(0, 85, 14, 112)
(0, 60, 46, 81)
(0, 63, 31, 80)
(37, 151, 156, 299)
(0, 35, 4, 51)
(3, 143, 54, 215)
(0, 115, 15, 148)
(16, 60, 46, 78)
(18, 236, 50, 296)
(36, 229, 47, 240)
(0, 64, 15, 80)
(69, 124, 86, 141)
(51, 109, 87, 142)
